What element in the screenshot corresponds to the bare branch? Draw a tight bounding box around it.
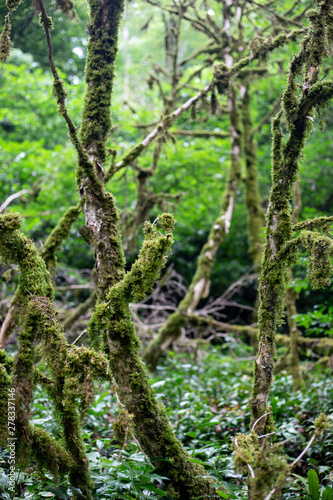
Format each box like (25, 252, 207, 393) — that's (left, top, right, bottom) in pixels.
(0, 189, 31, 214)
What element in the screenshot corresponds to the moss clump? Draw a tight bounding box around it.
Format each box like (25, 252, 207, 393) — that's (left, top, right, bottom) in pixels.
(30, 425, 74, 478)
(113, 408, 134, 449)
(314, 413, 331, 431)
(55, 0, 76, 19)
(52, 80, 68, 116)
(234, 432, 288, 498)
(6, 0, 22, 12)
(0, 15, 11, 62)
(65, 345, 108, 415)
(0, 350, 13, 443)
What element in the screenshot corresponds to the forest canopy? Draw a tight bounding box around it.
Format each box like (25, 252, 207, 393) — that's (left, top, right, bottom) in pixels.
(0, 0, 333, 499)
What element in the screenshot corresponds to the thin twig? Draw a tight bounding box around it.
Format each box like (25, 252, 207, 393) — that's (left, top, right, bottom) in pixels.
(0, 189, 32, 214)
(37, 0, 88, 164)
(251, 412, 270, 432)
(291, 433, 316, 467)
(71, 329, 87, 346)
(258, 431, 276, 439)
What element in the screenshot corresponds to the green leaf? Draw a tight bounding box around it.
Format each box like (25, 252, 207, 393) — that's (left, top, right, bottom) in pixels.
(186, 431, 197, 438)
(155, 488, 167, 496)
(308, 469, 320, 500)
(217, 491, 229, 499)
(47, 486, 69, 499)
(322, 487, 333, 500)
(188, 457, 207, 465)
(68, 486, 86, 498)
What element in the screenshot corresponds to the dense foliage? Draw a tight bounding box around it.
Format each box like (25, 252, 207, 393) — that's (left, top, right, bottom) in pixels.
(1, 347, 333, 498)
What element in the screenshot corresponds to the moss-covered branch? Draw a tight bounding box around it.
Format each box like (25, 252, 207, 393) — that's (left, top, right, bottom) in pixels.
(184, 312, 333, 354)
(41, 203, 82, 275)
(213, 28, 303, 95)
(30, 425, 75, 478)
(0, 0, 24, 62)
(184, 313, 258, 339)
(170, 129, 230, 139)
(294, 215, 333, 232)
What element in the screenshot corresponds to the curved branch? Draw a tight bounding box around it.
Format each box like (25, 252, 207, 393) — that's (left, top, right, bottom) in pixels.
(0, 189, 32, 214)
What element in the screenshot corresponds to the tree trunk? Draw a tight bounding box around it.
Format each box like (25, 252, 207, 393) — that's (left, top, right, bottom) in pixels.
(143, 84, 242, 369)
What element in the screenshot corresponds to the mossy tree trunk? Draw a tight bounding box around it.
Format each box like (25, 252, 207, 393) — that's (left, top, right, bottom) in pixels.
(286, 180, 303, 391)
(0, 213, 99, 499)
(240, 85, 264, 272)
(143, 84, 242, 369)
(70, 0, 221, 497)
(242, 2, 333, 497)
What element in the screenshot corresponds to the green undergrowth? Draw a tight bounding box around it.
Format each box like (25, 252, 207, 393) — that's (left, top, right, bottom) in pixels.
(0, 344, 332, 499)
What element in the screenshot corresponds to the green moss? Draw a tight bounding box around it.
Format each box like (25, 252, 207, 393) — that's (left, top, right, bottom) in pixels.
(52, 80, 68, 116)
(109, 143, 145, 176)
(241, 86, 264, 269)
(30, 425, 74, 477)
(0, 350, 13, 443)
(314, 413, 331, 431)
(0, 14, 11, 62)
(66, 346, 108, 415)
(113, 408, 134, 448)
(80, 0, 125, 164)
(234, 432, 288, 498)
(42, 203, 81, 274)
(6, 0, 22, 12)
